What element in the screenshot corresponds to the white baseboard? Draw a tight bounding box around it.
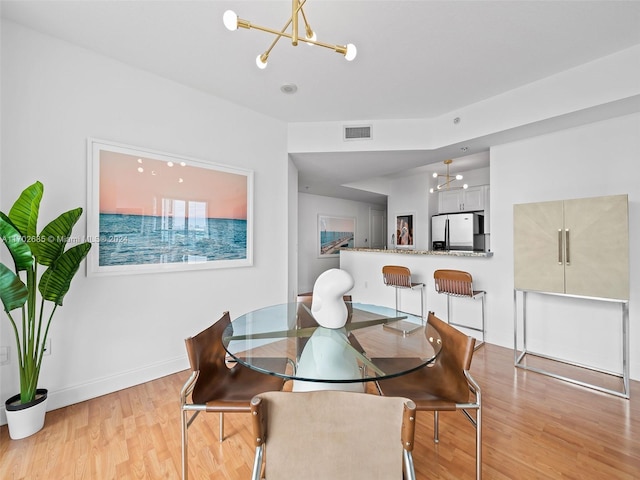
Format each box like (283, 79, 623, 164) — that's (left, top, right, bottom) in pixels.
(1, 355, 189, 426)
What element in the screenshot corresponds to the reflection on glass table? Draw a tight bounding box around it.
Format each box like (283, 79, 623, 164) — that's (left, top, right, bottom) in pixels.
(222, 302, 442, 391)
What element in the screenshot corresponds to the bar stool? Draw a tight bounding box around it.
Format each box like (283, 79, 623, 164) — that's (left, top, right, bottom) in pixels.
(433, 269, 485, 349)
(381, 265, 425, 336)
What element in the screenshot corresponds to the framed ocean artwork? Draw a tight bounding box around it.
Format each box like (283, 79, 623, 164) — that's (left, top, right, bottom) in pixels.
(318, 214, 355, 258)
(86, 138, 253, 276)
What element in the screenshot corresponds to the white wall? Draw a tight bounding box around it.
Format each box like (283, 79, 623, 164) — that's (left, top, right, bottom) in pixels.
(298, 192, 381, 294)
(0, 21, 289, 420)
(287, 158, 299, 303)
(387, 171, 432, 250)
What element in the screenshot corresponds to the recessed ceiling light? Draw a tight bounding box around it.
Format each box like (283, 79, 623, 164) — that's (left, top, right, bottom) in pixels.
(280, 83, 298, 94)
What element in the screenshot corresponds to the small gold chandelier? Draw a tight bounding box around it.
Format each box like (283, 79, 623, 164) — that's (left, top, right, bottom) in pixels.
(430, 159, 468, 193)
(223, 0, 357, 69)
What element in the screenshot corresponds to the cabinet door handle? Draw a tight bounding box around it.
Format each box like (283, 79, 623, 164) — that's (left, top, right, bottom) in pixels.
(565, 229, 570, 265)
(558, 229, 563, 264)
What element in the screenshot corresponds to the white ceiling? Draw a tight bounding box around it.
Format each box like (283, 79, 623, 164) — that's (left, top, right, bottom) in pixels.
(2, 1, 640, 204)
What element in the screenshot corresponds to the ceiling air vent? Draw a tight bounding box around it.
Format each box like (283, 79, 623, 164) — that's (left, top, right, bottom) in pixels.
(344, 125, 372, 141)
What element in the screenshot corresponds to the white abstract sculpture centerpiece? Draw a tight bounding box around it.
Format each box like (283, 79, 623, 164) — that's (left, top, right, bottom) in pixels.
(311, 268, 355, 329)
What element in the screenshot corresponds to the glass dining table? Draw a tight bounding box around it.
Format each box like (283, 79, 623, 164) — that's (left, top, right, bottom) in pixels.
(222, 302, 442, 390)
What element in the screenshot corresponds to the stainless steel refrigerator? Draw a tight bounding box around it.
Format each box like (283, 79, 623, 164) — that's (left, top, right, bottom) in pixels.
(431, 212, 485, 251)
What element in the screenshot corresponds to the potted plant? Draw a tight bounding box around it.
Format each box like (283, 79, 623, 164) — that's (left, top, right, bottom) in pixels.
(0, 181, 91, 439)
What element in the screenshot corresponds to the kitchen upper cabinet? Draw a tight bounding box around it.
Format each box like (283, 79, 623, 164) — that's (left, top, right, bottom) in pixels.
(514, 194, 628, 300)
(438, 185, 487, 213)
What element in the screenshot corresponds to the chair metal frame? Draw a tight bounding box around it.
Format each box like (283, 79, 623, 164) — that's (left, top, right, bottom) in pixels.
(434, 269, 485, 349)
(249, 390, 417, 480)
(374, 312, 482, 480)
(382, 265, 425, 336)
(180, 311, 287, 480)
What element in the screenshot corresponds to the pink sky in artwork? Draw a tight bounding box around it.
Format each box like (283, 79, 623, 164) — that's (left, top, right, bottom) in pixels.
(99, 150, 248, 219)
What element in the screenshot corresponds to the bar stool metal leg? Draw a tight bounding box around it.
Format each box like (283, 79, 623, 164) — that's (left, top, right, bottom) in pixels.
(435, 269, 485, 349)
(382, 265, 425, 336)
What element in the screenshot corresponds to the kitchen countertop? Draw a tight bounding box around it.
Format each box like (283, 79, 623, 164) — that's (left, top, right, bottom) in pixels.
(341, 247, 493, 258)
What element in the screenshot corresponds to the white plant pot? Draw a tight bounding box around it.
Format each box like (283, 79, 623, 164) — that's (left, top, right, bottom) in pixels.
(5, 389, 48, 440)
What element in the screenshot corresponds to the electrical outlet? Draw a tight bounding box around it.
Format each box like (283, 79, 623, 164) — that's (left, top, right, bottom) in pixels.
(0, 346, 9, 366)
(44, 338, 51, 356)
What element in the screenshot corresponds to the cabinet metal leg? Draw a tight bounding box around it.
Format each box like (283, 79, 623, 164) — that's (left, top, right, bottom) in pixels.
(514, 289, 629, 399)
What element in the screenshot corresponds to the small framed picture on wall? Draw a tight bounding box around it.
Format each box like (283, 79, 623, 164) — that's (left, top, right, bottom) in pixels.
(318, 214, 356, 258)
(395, 213, 414, 249)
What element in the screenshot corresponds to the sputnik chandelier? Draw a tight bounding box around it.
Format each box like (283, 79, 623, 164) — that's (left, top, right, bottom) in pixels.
(430, 159, 468, 193)
(223, 1, 357, 69)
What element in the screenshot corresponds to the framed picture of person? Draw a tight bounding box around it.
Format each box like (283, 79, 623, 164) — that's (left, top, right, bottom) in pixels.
(395, 213, 414, 249)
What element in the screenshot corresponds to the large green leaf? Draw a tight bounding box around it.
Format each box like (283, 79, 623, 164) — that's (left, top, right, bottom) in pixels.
(39, 242, 92, 306)
(0, 263, 28, 312)
(8, 181, 43, 239)
(0, 212, 34, 271)
(36, 208, 83, 267)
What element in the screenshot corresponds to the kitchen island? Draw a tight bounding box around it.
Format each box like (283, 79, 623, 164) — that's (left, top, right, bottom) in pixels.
(339, 248, 493, 343)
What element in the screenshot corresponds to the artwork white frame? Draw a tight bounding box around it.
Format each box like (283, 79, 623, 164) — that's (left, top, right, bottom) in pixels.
(86, 138, 253, 276)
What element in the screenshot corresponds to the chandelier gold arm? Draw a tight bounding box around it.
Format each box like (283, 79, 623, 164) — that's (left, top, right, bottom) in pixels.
(255, 0, 317, 65)
(292, 0, 299, 45)
(238, 18, 348, 56)
(227, 0, 355, 67)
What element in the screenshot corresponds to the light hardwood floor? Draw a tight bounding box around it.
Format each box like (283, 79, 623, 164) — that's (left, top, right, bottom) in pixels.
(1, 344, 639, 479)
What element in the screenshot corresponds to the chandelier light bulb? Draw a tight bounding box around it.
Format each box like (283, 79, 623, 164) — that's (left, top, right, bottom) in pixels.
(306, 30, 317, 45)
(429, 188, 435, 193)
(463, 184, 469, 189)
(456, 174, 463, 180)
(256, 54, 268, 69)
(344, 43, 357, 61)
(223, 10, 238, 31)
(432, 172, 438, 178)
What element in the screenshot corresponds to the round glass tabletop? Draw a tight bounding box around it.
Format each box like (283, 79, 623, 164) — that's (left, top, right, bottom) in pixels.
(223, 302, 442, 384)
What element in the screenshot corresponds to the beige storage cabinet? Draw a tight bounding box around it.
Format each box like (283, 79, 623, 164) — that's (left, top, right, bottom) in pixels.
(514, 194, 629, 300)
